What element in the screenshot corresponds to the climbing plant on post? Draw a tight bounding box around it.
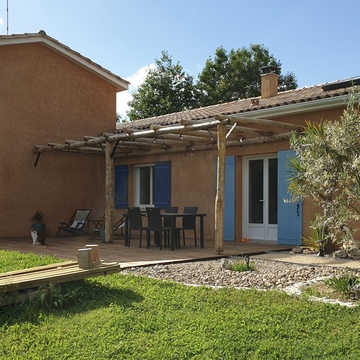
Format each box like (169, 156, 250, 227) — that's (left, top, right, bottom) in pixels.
(289, 89, 360, 249)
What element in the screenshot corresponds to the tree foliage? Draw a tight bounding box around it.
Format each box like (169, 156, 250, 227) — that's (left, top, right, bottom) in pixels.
(127, 51, 198, 121)
(126, 45, 297, 120)
(196, 44, 297, 106)
(289, 90, 360, 242)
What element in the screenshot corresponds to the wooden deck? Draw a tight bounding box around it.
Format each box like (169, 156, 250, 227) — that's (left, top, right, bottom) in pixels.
(0, 235, 292, 268)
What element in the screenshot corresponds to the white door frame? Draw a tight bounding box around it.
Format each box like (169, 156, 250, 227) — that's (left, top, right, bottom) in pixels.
(242, 154, 277, 242)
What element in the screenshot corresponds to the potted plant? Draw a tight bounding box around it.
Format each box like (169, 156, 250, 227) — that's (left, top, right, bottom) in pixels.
(31, 210, 46, 245)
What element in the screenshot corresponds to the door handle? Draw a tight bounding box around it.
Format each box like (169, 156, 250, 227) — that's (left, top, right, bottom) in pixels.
(296, 204, 300, 217)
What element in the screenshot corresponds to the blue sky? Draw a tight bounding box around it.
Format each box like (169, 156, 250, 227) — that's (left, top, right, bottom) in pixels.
(1, 0, 360, 117)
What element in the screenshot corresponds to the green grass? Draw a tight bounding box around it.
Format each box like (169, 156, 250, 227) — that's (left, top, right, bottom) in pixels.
(231, 262, 256, 272)
(1, 250, 360, 359)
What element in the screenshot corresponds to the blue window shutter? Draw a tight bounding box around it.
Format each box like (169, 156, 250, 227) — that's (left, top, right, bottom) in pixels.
(224, 156, 236, 241)
(154, 161, 171, 208)
(277, 150, 302, 245)
(114, 165, 128, 209)
(216, 156, 236, 241)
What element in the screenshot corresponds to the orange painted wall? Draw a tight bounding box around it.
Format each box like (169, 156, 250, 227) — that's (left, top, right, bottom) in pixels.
(0, 42, 117, 237)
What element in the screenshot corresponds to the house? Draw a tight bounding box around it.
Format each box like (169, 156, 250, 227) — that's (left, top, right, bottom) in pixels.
(0, 31, 129, 237)
(5, 31, 355, 247)
(33, 62, 358, 248)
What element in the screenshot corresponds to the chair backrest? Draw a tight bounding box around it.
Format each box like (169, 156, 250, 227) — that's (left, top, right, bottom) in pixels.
(182, 206, 198, 228)
(71, 209, 91, 229)
(127, 207, 143, 230)
(164, 207, 178, 227)
(146, 207, 162, 232)
(165, 207, 178, 213)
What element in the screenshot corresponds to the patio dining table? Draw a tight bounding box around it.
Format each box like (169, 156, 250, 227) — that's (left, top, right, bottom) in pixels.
(123, 211, 206, 251)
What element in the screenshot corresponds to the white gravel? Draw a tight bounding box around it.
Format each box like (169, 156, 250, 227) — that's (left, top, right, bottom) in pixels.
(122, 257, 360, 293)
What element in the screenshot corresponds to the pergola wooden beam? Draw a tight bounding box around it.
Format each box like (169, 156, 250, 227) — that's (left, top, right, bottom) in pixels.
(153, 133, 216, 144)
(226, 131, 293, 146)
(215, 114, 301, 130)
(34, 111, 300, 155)
(33, 145, 104, 154)
(34, 129, 293, 157)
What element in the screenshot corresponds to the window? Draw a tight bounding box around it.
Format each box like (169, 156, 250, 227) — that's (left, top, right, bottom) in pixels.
(114, 161, 171, 209)
(134, 164, 155, 207)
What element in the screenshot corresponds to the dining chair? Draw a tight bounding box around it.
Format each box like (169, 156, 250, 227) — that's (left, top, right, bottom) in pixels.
(127, 207, 147, 247)
(163, 207, 178, 247)
(177, 206, 198, 247)
(146, 207, 172, 250)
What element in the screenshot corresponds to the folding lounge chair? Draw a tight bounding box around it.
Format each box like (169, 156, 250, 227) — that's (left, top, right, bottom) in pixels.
(89, 216, 126, 240)
(113, 216, 126, 237)
(56, 209, 92, 236)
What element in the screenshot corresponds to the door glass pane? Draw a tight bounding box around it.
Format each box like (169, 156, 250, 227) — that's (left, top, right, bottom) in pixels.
(249, 159, 263, 223)
(139, 167, 151, 204)
(268, 158, 278, 224)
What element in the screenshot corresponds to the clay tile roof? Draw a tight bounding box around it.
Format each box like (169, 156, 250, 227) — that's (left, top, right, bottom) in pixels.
(116, 78, 357, 132)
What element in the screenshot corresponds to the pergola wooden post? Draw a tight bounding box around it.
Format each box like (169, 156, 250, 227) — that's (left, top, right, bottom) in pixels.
(105, 141, 114, 243)
(215, 124, 226, 253)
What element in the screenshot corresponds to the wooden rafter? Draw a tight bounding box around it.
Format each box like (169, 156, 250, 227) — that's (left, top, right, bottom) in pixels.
(215, 114, 301, 130)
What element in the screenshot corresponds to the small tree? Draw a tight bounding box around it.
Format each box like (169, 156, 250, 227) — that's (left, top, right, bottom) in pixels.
(127, 51, 198, 121)
(289, 90, 360, 247)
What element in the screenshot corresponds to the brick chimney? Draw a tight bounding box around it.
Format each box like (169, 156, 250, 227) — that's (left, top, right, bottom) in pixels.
(259, 66, 279, 99)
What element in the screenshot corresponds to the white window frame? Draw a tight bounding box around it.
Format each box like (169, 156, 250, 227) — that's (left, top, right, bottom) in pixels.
(134, 164, 155, 208)
(242, 154, 278, 242)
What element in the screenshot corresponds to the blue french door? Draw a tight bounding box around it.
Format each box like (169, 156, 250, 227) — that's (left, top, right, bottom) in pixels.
(277, 150, 302, 245)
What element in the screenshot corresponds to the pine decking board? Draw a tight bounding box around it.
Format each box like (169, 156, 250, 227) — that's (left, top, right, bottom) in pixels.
(0, 261, 121, 293)
(0, 261, 77, 278)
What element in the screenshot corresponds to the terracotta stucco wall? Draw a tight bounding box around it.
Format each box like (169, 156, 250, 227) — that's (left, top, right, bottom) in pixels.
(0, 42, 117, 237)
(115, 106, 346, 242)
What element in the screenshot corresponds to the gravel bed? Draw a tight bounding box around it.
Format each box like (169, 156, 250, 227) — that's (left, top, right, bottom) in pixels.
(122, 258, 360, 291)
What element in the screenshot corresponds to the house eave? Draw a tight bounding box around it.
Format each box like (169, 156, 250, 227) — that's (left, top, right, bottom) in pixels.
(240, 94, 350, 119)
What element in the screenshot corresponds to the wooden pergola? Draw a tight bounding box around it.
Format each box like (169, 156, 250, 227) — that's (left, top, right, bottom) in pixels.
(34, 115, 301, 253)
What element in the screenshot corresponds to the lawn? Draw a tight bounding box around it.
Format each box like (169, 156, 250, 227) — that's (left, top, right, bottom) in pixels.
(0, 250, 359, 359)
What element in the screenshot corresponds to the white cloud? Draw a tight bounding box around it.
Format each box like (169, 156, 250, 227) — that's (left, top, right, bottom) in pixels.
(116, 63, 156, 118)
(0, 17, 4, 26)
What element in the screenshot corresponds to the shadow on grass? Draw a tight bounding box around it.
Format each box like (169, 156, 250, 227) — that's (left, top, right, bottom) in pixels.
(0, 276, 144, 326)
